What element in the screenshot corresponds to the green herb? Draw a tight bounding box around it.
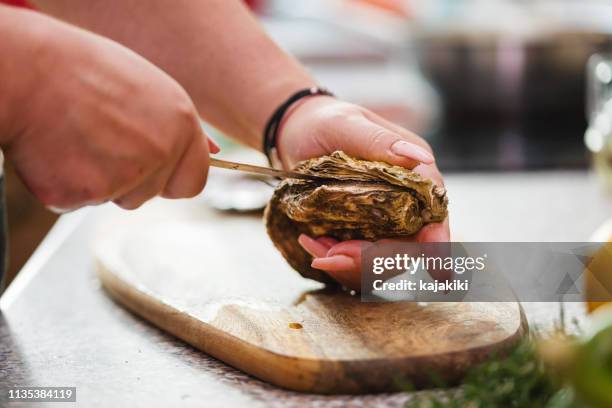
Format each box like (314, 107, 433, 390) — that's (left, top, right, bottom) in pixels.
(406, 333, 578, 408)
(404, 302, 612, 408)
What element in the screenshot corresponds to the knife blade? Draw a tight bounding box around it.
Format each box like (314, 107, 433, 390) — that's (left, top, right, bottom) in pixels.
(209, 157, 321, 181)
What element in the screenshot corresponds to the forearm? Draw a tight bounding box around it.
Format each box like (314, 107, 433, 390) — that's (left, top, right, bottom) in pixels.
(30, 0, 316, 150)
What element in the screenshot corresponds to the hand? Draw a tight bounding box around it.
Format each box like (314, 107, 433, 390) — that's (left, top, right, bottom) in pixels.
(2, 11, 218, 210)
(277, 96, 450, 289)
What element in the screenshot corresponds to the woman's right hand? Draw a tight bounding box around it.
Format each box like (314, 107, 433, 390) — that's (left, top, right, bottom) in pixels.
(0, 6, 217, 211)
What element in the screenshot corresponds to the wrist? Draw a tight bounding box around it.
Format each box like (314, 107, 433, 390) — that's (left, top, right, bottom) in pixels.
(250, 75, 316, 147)
(264, 88, 334, 169)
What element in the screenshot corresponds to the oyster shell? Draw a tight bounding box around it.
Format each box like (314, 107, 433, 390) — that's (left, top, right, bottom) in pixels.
(264, 151, 448, 283)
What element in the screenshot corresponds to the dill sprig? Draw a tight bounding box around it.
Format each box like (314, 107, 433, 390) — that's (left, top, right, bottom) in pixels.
(406, 333, 577, 408)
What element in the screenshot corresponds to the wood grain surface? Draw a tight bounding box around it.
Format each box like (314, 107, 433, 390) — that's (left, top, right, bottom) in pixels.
(94, 200, 526, 394)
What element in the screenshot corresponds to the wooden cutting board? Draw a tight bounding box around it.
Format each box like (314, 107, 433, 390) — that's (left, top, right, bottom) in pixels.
(94, 199, 527, 394)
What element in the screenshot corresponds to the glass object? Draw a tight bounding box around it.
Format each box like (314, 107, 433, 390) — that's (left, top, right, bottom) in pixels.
(0, 150, 7, 295)
(585, 55, 612, 312)
(586, 54, 612, 190)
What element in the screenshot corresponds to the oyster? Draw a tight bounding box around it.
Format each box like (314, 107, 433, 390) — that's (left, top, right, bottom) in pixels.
(264, 151, 448, 283)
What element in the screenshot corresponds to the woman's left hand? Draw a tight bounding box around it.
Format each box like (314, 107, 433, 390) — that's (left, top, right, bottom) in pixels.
(277, 96, 450, 290)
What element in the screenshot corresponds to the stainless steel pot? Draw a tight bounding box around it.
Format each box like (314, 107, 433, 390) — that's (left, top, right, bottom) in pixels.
(415, 29, 612, 124)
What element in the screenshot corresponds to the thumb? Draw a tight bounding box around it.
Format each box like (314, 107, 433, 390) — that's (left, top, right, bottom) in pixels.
(335, 116, 434, 169)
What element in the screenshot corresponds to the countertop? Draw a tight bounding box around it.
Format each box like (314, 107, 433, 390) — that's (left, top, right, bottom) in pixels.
(0, 170, 610, 407)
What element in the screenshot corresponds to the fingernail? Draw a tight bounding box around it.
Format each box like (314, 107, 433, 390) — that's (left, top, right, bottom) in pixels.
(311, 255, 356, 272)
(208, 137, 221, 154)
(298, 234, 329, 258)
(390, 141, 434, 164)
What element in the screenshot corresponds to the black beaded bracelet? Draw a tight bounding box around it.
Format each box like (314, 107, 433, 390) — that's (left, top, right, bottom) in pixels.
(263, 87, 334, 168)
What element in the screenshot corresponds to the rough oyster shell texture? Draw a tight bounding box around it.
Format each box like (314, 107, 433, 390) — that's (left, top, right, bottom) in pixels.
(264, 151, 448, 283)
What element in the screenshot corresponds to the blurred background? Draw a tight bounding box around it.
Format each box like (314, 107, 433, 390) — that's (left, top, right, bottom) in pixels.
(6, 0, 612, 284)
(252, 0, 612, 171)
